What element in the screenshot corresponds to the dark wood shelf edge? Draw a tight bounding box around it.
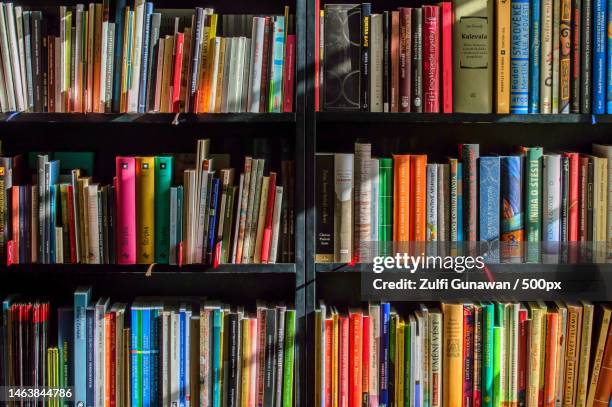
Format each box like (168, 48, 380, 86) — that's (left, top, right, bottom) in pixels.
(0, 263, 297, 274)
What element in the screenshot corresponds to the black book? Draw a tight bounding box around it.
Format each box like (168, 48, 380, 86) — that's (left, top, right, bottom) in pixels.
(263, 308, 277, 407)
(315, 154, 334, 262)
(383, 11, 390, 112)
(571, 0, 582, 113)
(411, 8, 423, 112)
(360, 3, 371, 111)
(324, 4, 361, 110)
(581, 0, 592, 113)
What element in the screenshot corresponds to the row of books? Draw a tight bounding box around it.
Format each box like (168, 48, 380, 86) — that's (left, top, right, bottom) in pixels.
(314, 301, 612, 407)
(0, 138, 296, 265)
(0, 3, 295, 113)
(315, 0, 612, 114)
(0, 288, 297, 407)
(315, 143, 611, 264)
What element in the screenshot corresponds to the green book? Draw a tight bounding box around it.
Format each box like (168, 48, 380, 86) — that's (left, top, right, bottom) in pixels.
(379, 158, 393, 255)
(482, 302, 495, 407)
(131, 306, 142, 407)
(404, 318, 411, 407)
(493, 324, 506, 407)
(154, 156, 173, 263)
(282, 309, 296, 407)
(523, 147, 543, 262)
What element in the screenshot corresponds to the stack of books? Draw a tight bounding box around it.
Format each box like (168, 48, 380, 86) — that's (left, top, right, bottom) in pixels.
(316, 0, 612, 114)
(1, 288, 297, 407)
(0, 2, 295, 113)
(315, 143, 611, 264)
(314, 301, 612, 407)
(0, 138, 295, 266)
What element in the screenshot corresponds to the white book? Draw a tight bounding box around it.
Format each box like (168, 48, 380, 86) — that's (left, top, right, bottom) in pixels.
(59, 6, 67, 111)
(369, 304, 380, 405)
(170, 311, 180, 407)
(74, 5, 83, 112)
(94, 298, 109, 407)
(5, 3, 25, 111)
(22, 10, 33, 111)
(87, 184, 101, 264)
(247, 17, 265, 112)
(195, 169, 210, 264)
(268, 186, 284, 264)
(506, 303, 520, 405)
(542, 154, 561, 263)
(0, 19, 8, 112)
(552, 0, 560, 113)
(14, 6, 27, 110)
(231, 174, 245, 263)
(240, 38, 251, 112)
(0, 4, 16, 111)
(370, 14, 383, 112)
(128, 0, 145, 112)
(370, 158, 380, 245)
(220, 38, 233, 113)
(540, 0, 553, 113)
(354, 142, 371, 262)
(105, 23, 115, 112)
(99, 21, 109, 112)
(334, 153, 354, 263)
(232, 37, 247, 112)
(426, 164, 438, 242)
(208, 37, 221, 112)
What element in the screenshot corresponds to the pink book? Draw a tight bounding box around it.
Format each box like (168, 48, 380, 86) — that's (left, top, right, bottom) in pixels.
(115, 157, 136, 264)
(440, 2, 453, 113)
(422, 5, 440, 113)
(282, 35, 296, 113)
(172, 32, 185, 113)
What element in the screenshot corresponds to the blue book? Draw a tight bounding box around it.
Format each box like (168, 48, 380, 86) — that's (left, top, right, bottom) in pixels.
(268, 16, 285, 112)
(141, 306, 151, 407)
(131, 305, 141, 407)
(74, 287, 91, 407)
(177, 186, 184, 258)
(511, 0, 530, 113)
(501, 156, 524, 262)
(529, 0, 541, 112)
(45, 160, 59, 263)
(138, 3, 154, 113)
(57, 307, 74, 407)
(457, 163, 464, 242)
(179, 306, 187, 407)
(593, 0, 607, 113)
(207, 178, 220, 262)
(86, 307, 95, 407)
(379, 302, 391, 407)
(212, 308, 222, 407)
(150, 306, 161, 407)
(607, 0, 612, 112)
(479, 157, 501, 262)
(112, 0, 127, 112)
(49, 184, 57, 263)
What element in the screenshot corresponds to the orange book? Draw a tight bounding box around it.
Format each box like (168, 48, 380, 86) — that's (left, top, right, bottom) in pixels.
(442, 303, 463, 407)
(324, 319, 333, 407)
(105, 311, 116, 407)
(592, 324, 612, 407)
(410, 155, 427, 241)
(349, 311, 363, 407)
(393, 155, 411, 242)
(564, 303, 583, 407)
(495, 0, 510, 113)
(339, 315, 350, 407)
(543, 310, 559, 407)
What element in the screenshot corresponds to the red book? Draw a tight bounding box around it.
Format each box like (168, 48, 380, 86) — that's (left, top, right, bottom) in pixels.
(518, 309, 528, 405)
(440, 2, 453, 113)
(115, 157, 136, 264)
(362, 315, 370, 406)
(282, 35, 296, 113)
(463, 305, 474, 407)
(261, 172, 277, 263)
(324, 319, 333, 407)
(66, 185, 77, 263)
(564, 152, 580, 240)
(422, 5, 440, 113)
(315, 0, 320, 111)
(349, 312, 363, 407)
(399, 8, 412, 112)
(11, 186, 19, 263)
(339, 315, 349, 407)
(390, 11, 400, 112)
(172, 32, 185, 113)
(105, 311, 116, 407)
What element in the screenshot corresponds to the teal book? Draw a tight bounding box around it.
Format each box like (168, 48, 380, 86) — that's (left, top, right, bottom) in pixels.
(282, 310, 296, 407)
(131, 304, 142, 407)
(482, 302, 494, 407)
(212, 308, 223, 407)
(74, 287, 91, 407)
(154, 156, 173, 263)
(379, 158, 393, 255)
(523, 147, 543, 262)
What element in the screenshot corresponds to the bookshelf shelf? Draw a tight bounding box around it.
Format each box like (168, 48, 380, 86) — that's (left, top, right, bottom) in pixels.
(317, 112, 612, 124)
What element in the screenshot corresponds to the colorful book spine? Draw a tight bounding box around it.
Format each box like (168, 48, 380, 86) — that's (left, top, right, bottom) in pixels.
(154, 156, 173, 264)
(463, 306, 475, 407)
(116, 157, 136, 264)
(540, 0, 553, 113)
(592, 0, 607, 113)
(74, 287, 91, 407)
(497, 0, 511, 113)
(379, 302, 390, 407)
(482, 303, 494, 407)
(607, 0, 612, 112)
(479, 157, 501, 250)
(379, 158, 393, 255)
(141, 307, 151, 407)
(131, 306, 141, 407)
(560, 0, 572, 113)
(529, 0, 541, 112)
(361, 3, 371, 112)
(524, 147, 543, 263)
(443, 303, 464, 407)
(461, 144, 479, 241)
(282, 310, 296, 407)
(510, 0, 530, 113)
(268, 16, 285, 113)
(136, 157, 155, 263)
(423, 5, 440, 113)
(571, 0, 582, 113)
(493, 324, 506, 407)
(441, 2, 453, 113)
(501, 156, 524, 262)
(543, 155, 561, 260)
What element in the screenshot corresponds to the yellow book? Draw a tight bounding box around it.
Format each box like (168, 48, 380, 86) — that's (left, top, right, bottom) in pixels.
(563, 303, 583, 407)
(526, 302, 545, 407)
(442, 303, 463, 407)
(332, 310, 339, 407)
(47, 347, 59, 407)
(593, 157, 609, 252)
(397, 320, 405, 407)
(496, 0, 510, 113)
(241, 318, 251, 407)
(199, 14, 218, 113)
(576, 301, 594, 407)
(315, 308, 323, 407)
(136, 157, 155, 263)
(214, 38, 227, 113)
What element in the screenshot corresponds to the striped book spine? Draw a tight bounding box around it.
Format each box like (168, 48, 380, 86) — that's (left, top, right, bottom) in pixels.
(479, 157, 501, 263)
(501, 156, 524, 263)
(510, 0, 530, 113)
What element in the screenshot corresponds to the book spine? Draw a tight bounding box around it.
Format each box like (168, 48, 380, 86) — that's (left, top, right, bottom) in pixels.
(497, 0, 511, 113)
(136, 157, 155, 263)
(379, 303, 390, 407)
(541, 0, 554, 113)
(563, 307, 582, 406)
(576, 305, 593, 407)
(552, 0, 561, 113)
(592, 325, 612, 407)
(391, 11, 400, 112)
(361, 4, 371, 111)
(565, 153, 580, 241)
(440, 2, 453, 113)
(334, 154, 354, 263)
(608, 0, 612, 112)
(426, 164, 438, 242)
(543, 312, 559, 407)
(581, 0, 593, 112)
(410, 155, 427, 242)
(86, 307, 95, 407)
(443, 303, 464, 407)
(115, 157, 136, 264)
(510, 0, 530, 113)
(370, 15, 383, 112)
(543, 156, 561, 259)
(282, 35, 295, 113)
(501, 156, 524, 263)
(138, 3, 153, 113)
(479, 156, 501, 261)
(524, 147, 543, 263)
(383, 12, 390, 112)
(282, 310, 296, 407)
(529, 0, 542, 112)
(411, 9, 423, 112)
(316, 155, 335, 262)
(354, 143, 371, 262)
(463, 307, 475, 407)
(74, 289, 91, 407)
(172, 33, 185, 113)
(268, 16, 285, 113)
(154, 156, 173, 264)
(570, 0, 582, 112)
(399, 8, 412, 113)
(379, 158, 393, 255)
(461, 144, 480, 241)
(592, 0, 606, 113)
(423, 6, 440, 113)
(349, 312, 363, 407)
(559, 0, 571, 113)
(449, 159, 459, 241)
